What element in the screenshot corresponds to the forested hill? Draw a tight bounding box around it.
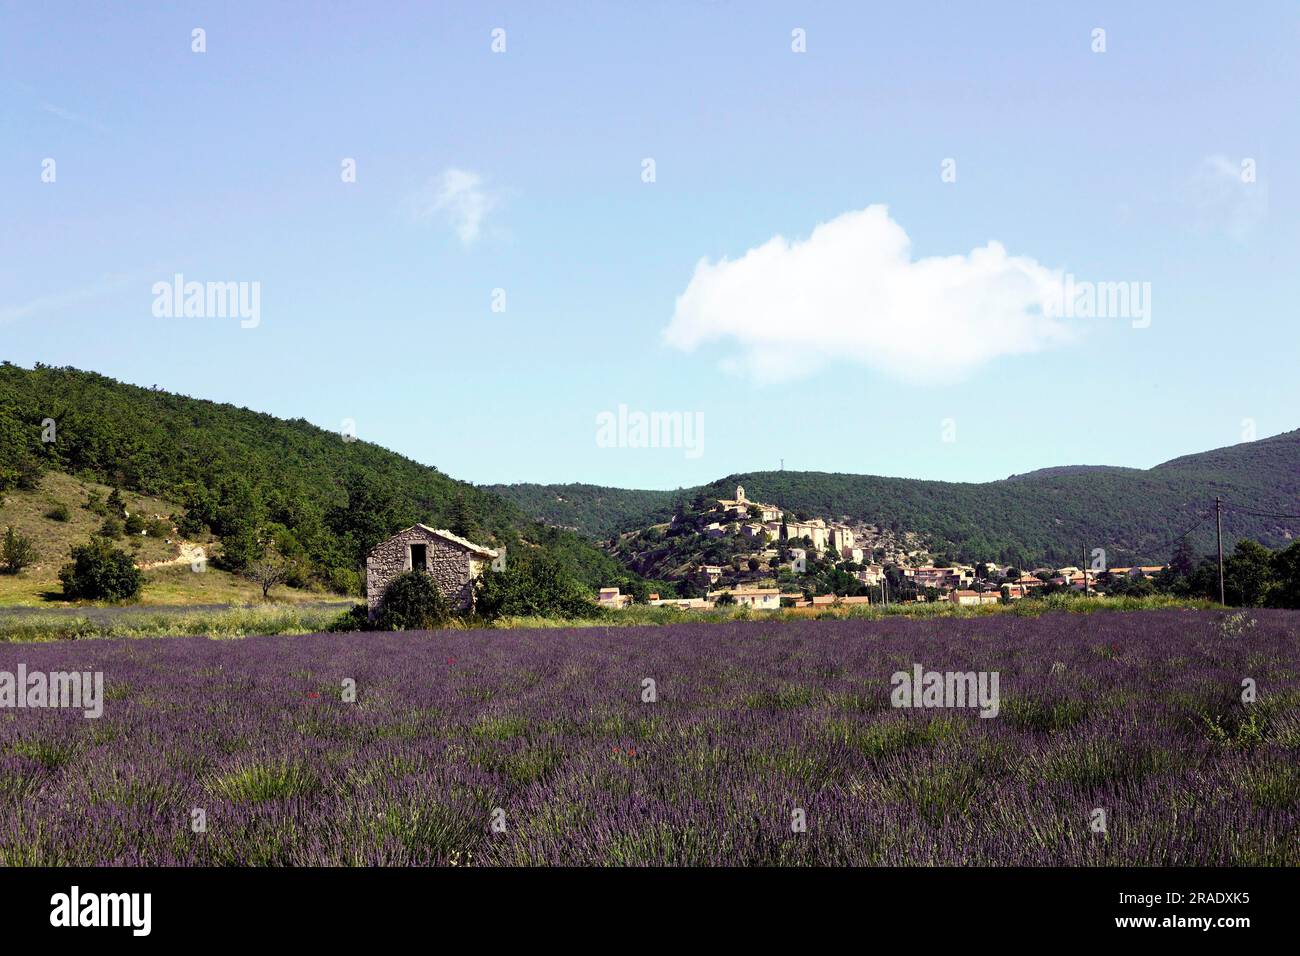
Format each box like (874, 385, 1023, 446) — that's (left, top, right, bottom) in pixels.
(0, 363, 630, 592)
(484, 483, 682, 538)
(490, 431, 1300, 568)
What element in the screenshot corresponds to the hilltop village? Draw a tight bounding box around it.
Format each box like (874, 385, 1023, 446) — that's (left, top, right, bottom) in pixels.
(598, 486, 1166, 611)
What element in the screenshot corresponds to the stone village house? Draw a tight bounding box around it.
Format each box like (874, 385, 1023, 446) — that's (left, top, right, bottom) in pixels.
(366, 525, 500, 618)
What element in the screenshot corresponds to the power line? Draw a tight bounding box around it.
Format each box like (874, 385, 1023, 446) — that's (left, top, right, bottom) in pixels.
(1222, 504, 1300, 520)
(1125, 500, 1293, 560)
(1145, 511, 1212, 557)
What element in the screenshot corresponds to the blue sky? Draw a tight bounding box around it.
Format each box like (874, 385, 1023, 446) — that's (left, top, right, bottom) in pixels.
(2, 2, 1296, 490)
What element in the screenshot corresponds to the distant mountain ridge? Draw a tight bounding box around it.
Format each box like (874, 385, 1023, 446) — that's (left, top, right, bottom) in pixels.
(489, 430, 1300, 567)
(1004, 464, 1140, 482)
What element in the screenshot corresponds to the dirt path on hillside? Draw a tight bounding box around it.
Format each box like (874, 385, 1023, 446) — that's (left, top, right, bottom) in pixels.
(139, 541, 208, 570)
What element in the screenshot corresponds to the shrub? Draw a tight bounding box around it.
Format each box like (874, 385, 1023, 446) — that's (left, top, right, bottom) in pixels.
(0, 457, 43, 493)
(45, 503, 70, 522)
(175, 510, 207, 538)
(327, 604, 371, 632)
(99, 516, 124, 539)
(376, 571, 452, 630)
(326, 566, 363, 597)
(123, 512, 147, 536)
(1, 527, 37, 575)
(58, 537, 144, 601)
(474, 551, 601, 620)
(15, 456, 43, 491)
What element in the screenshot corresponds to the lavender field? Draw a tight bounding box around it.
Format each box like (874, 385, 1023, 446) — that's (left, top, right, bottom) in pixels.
(2, 609, 1298, 866)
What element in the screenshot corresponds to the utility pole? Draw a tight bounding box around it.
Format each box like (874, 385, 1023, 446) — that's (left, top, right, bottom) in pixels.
(1215, 496, 1225, 605)
(1081, 545, 1089, 596)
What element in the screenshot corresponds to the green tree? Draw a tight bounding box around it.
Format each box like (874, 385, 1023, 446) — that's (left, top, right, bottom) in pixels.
(243, 542, 293, 599)
(187, 479, 261, 573)
(1224, 540, 1276, 607)
(1108, 573, 1155, 598)
(1, 526, 37, 574)
(1169, 537, 1197, 579)
(59, 537, 143, 600)
(450, 491, 481, 541)
(1181, 558, 1221, 600)
(616, 576, 652, 603)
(328, 471, 401, 568)
(474, 550, 600, 620)
(177, 486, 217, 536)
(217, 526, 261, 572)
(1270, 541, 1300, 609)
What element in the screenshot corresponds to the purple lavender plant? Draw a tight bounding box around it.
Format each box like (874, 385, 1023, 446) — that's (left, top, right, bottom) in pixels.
(0, 609, 1296, 865)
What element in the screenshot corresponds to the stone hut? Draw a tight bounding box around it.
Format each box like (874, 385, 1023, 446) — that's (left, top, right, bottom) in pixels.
(366, 525, 499, 618)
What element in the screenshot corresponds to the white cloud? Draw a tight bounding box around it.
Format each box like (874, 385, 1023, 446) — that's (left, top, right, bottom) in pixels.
(663, 205, 1076, 385)
(1189, 154, 1266, 241)
(409, 168, 498, 246)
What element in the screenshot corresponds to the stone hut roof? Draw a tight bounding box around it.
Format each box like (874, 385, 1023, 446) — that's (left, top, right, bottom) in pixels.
(387, 525, 499, 559)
